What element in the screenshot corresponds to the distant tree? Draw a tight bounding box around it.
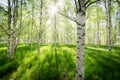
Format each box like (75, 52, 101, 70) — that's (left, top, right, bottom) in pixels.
(105, 0, 112, 51)
(116, 0, 120, 5)
(38, 0, 43, 55)
(7, 0, 12, 59)
(12, 0, 19, 54)
(96, 2, 101, 46)
(0, 0, 23, 59)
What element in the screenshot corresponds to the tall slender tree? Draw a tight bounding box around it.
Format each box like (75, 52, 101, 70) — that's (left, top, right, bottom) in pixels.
(38, 0, 43, 55)
(7, 0, 12, 59)
(30, 0, 34, 51)
(60, 0, 100, 79)
(105, 0, 112, 51)
(96, 2, 101, 46)
(74, 0, 85, 80)
(12, 0, 19, 54)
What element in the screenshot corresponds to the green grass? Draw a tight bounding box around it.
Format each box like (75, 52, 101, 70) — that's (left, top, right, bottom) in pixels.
(0, 44, 120, 80)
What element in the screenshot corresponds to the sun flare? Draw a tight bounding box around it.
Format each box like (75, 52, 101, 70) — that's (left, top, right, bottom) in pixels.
(49, 5, 58, 15)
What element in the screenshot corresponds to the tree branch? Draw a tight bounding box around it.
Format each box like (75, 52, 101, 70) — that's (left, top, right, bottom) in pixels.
(86, 0, 101, 9)
(0, 6, 8, 14)
(85, 0, 91, 6)
(57, 12, 82, 25)
(78, 0, 81, 8)
(73, 0, 78, 12)
(0, 25, 9, 35)
(57, 12, 77, 23)
(116, 0, 120, 6)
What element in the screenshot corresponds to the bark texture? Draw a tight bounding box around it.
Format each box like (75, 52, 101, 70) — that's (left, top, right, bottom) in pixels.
(105, 0, 112, 51)
(76, 0, 85, 80)
(12, 0, 18, 54)
(38, 0, 43, 55)
(96, 2, 101, 46)
(7, 0, 12, 59)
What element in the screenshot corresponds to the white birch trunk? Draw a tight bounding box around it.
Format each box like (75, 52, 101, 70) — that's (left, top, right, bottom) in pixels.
(76, 9, 85, 80)
(75, 0, 85, 80)
(105, 0, 112, 51)
(38, 0, 43, 55)
(7, 0, 12, 59)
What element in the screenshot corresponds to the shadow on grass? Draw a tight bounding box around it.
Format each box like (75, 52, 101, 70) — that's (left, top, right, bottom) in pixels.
(0, 44, 76, 80)
(0, 44, 37, 79)
(0, 44, 120, 80)
(85, 47, 120, 80)
(31, 45, 76, 80)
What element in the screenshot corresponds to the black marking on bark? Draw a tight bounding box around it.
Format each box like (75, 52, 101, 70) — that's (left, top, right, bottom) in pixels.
(78, 36, 82, 39)
(76, 69, 78, 73)
(76, 69, 83, 79)
(77, 27, 82, 30)
(77, 33, 80, 35)
(82, 23, 85, 27)
(82, 11, 85, 15)
(78, 6, 85, 15)
(79, 74, 82, 78)
(77, 47, 80, 49)
(81, 33, 85, 36)
(81, 43, 84, 45)
(77, 41, 79, 43)
(77, 56, 80, 59)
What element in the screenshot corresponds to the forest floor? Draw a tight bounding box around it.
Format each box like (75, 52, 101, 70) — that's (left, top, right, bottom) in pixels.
(0, 43, 120, 80)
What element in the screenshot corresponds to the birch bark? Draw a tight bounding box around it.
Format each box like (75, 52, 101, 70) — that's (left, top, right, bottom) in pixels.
(76, 0, 85, 80)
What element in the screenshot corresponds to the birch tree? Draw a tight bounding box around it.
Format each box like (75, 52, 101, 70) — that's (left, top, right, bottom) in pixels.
(12, 0, 19, 54)
(59, 0, 100, 79)
(7, 0, 12, 59)
(0, 0, 24, 59)
(0, 0, 12, 59)
(96, 2, 101, 46)
(73, 0, 86, 79)
(105, 0, 112, 51)
(38, 0, 43, 55)
(116, 0, 120, 5)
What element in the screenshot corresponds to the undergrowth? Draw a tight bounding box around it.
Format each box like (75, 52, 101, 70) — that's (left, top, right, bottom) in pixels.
(0, 44, 120, 80)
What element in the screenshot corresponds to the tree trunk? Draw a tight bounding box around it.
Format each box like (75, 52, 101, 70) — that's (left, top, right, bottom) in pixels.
(38, 0, 43, 55)
(7, 0, 12, 59)
(12, 0, 18, 54)
(118, 10, 120, 45)
(17, 0, 23, 46)
(105, 0, 112, 51)
(76, 0, 85, 80)
(96, 3, 101, 46)
(0, 32, 1, 43)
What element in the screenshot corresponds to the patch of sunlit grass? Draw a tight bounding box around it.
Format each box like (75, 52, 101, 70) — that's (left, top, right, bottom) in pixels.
(0, 47, 7, 50)
(0, 44, 120, 80)
(86, 46, 108, 52)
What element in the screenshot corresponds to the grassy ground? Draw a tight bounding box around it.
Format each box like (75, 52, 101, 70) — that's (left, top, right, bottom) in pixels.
(0, 43, 120, 80)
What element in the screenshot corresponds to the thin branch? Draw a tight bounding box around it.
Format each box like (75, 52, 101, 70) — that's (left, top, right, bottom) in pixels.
(0, 5, 8, 14)
(116, 0, 120, 6)
(57, 12, 81, 25)
(16, 25, 25, 37)
(74, 0, 78, 11)
(2, 9, 8, 14)
(58, 12, 77, 22)
(85, 0, 91, 6)
(0, 25, 9, 35)
(11, 0, 14, 9)
(78, 0, 81, 8)
(86, 0, 101, 9)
